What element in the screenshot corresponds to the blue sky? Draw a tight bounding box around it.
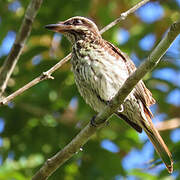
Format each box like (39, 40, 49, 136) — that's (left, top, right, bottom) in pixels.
(0, 31, 16, 57)
(135, 2, 164, 24)
(8, 0, 21, 12)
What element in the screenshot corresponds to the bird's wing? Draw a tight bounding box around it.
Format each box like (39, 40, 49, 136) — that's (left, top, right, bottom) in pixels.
(105, 40, 155, 109)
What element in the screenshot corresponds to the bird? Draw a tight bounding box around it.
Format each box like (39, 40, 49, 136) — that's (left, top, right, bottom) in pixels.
(45, 16, 173, 173)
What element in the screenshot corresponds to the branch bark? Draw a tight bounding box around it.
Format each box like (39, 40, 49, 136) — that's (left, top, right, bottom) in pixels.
(156, 118, 180, 131)
(0, 54, 71, 105)
(32, 20, 180, 180)
(0, 0, 43, 97)
(100, 0, 150, 34)
(0, 0, 149, 105)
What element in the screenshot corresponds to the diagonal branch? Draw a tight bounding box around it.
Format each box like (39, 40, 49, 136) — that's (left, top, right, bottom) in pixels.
(100, 0, 150, 34)
(0, 54, 71, 105)
(0, 0, 149, 105)
(0, 0, 43, 97)
(32, 20, 180, 180)
(156, 118, 180, 131)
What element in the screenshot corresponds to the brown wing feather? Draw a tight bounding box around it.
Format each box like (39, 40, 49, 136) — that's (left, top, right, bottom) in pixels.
(105, 40, 155, 108)
(141, 105, 173, 173)
(116, 112, 142, 133)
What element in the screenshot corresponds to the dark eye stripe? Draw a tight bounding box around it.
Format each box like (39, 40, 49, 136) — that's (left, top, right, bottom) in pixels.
(73, 19, 82, 25)
(64, 21, 71, 25)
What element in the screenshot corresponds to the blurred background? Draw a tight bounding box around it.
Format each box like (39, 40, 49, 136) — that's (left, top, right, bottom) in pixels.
(0, 0, 180, 179)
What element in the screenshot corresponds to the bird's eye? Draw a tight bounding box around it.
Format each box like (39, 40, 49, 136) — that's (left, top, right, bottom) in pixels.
(73, 19, 82, 25)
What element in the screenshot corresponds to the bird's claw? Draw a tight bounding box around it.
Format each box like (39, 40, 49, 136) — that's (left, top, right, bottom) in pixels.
(90, 115, 109, 127)
(90, 115, 97, 127)
(118, 104, 124, 113)
(106, 121, 109, 126)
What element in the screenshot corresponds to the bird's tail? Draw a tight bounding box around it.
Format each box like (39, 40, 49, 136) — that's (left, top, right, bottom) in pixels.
(140, 106, 173, 173)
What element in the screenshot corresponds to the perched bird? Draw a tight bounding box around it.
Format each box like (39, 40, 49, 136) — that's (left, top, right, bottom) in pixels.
(45, 16, 173, 173)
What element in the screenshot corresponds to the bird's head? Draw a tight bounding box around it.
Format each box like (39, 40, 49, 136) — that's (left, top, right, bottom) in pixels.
(45, 16, 101, 43)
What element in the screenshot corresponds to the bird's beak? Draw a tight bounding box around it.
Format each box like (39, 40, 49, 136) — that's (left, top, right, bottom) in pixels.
(45, 22, 68, 33)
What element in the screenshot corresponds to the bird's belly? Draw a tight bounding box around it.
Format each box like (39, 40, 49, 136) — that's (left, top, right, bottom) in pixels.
(72, 63, 107, 112)
(71, 55, 128, 112)
(76, 80, 106, 112)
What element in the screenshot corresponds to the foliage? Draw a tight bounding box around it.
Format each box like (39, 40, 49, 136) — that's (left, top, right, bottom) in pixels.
(0, 0, 180, 179)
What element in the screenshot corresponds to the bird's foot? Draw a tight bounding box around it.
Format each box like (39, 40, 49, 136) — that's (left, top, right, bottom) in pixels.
(118, 104, 124, 113)
(90, 115, 97, 127)
(90, 115, 109, 127)
(105, 120, 109, 126)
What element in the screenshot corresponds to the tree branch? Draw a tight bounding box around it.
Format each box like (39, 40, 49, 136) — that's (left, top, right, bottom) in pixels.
(0, 0, 43, 97)
(0, 0, 149, 105)
(100, 0, 150, 34)
(32, 20, 180, 180)
(0, 54, 71, 105)
(156, 118, 180, 131)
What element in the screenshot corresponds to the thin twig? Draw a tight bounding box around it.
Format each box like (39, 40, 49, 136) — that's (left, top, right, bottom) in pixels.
(32, 20, 180, 180)
(156, 118, 180, 131)
(0, 0, 149, 105)
(100, 0, 150, 34)
(0, 0, 43, 97)
(0, 54, 71, 105)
